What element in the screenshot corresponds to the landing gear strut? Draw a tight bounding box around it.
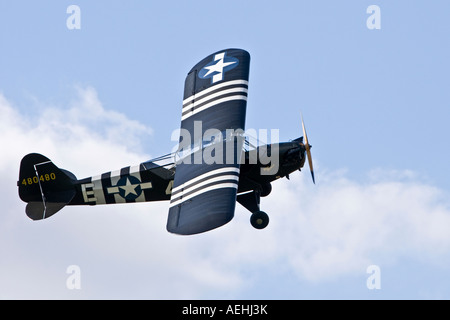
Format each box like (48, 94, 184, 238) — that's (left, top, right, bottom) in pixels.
(237, 187, 270, 230)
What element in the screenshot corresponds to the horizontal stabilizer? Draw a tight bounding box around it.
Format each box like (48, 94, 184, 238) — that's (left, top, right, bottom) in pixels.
(26, 201, 70, 221)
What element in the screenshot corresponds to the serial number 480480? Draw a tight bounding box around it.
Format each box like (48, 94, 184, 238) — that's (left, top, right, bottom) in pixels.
(21, 173, 56, 186)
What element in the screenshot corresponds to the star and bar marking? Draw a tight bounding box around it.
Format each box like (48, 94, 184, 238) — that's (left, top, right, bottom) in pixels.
(199, 52, 239, 84)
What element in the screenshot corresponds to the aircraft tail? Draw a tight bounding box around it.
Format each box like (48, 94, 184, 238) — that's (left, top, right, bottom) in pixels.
(18, 153, 77, 220)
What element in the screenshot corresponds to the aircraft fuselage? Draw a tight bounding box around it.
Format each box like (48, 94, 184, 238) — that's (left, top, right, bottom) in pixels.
(67, 141, 307, 207)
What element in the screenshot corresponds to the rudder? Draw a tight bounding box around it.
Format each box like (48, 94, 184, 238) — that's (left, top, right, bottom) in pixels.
(18, 153, 77, 220)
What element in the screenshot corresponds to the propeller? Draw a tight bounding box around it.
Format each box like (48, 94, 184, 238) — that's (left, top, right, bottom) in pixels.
(301, 113, 315, 184)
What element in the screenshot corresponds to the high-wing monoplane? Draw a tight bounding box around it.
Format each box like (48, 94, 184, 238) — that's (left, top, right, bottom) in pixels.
(18, 49, 315, 235)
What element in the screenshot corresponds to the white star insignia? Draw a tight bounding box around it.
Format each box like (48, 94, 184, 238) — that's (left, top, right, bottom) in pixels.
(203, 53, 237, 83)
(119, 177, 138, 197)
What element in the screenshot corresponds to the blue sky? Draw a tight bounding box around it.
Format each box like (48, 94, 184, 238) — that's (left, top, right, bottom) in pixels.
(1, 1, 450, 299)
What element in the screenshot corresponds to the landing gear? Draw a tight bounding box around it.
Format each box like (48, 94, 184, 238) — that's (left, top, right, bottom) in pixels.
(237, 189, 270, 230)
(260, 183, 272, 197)
(250, 211, 269, 229)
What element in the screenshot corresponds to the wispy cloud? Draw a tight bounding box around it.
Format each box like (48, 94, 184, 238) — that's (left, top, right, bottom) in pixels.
(1, 89, 450, 299)
(0, 88, 242, 299)
(260, 170, 450, 282)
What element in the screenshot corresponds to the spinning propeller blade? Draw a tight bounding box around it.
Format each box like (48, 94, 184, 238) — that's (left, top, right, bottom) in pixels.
(301, 113, 315, 184)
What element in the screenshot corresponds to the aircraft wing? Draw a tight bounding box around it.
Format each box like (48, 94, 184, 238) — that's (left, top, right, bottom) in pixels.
(167, 48, 250, 235)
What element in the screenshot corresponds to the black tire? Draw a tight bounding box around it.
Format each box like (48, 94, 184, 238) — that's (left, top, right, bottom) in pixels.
(250, 211, 269, 229)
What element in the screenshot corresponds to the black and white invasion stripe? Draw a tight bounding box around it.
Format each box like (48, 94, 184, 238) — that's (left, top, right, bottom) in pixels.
(169, 167, 240, 208)
(181, 79, 248, 121)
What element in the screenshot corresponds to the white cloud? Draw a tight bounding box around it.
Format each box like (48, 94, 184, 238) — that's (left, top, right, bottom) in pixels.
(262, 170, 450, 282)
(0, 89, 246, 299)
(1, 89, 450, 299)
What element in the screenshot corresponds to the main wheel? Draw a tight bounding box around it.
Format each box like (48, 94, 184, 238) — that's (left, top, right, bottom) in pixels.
(250, 211, 269, 229)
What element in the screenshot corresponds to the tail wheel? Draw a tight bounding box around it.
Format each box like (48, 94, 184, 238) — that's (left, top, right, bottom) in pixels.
(250, 211, 269, 229)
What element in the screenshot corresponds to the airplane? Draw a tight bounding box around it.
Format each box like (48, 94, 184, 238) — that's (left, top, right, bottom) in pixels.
(17, 48, 315, 235)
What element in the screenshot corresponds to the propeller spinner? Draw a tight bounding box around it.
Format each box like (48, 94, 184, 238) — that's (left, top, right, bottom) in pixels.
(301, 113, 315, 184)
